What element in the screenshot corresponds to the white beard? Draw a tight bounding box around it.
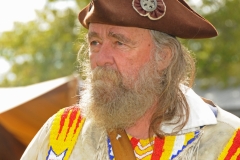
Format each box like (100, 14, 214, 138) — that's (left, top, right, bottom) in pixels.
(80, 58, 165, 131)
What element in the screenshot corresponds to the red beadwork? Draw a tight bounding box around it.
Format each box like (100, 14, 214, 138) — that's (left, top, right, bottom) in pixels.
(130, 137, 140, 149)
(225, 129, 240, 159)
(151, 137, 165, 160)
(57, 107, 71, 140)
(64, 107, 80, 141)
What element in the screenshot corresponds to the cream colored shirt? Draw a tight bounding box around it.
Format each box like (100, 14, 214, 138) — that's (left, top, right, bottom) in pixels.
(21, 87, 240, 160)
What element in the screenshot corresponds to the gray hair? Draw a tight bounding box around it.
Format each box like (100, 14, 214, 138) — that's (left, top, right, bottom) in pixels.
(149, 30, 196, 137)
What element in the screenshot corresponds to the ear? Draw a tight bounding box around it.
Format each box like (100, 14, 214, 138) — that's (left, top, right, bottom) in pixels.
(158, 47, 172, 71)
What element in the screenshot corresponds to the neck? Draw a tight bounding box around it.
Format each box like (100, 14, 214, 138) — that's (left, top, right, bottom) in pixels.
(125, 104, 157, 139)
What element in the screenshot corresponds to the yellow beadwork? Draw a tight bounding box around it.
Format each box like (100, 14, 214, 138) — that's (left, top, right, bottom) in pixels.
(218, 130, 236, 160)
(160, 136, 176, 160)
(231, 148, 240, 160)
(48, 107, 85, 160)
(218, 128, 240, 160)
(184, 132, 194, 146)
(135, 138, 154, 160)
(126, 130, 201, 160)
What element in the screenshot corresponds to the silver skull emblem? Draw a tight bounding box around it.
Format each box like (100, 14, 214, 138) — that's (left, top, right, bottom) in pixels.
(140, 0, 157, 12)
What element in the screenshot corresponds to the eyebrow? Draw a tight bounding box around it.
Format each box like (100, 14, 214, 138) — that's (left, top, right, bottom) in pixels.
(108, 31, 135, 45)
(87, 31, 136, 45)
(87, 31, 99, 41)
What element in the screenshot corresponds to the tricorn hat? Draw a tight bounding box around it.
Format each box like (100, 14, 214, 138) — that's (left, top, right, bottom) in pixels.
(79, 0, 218, 39)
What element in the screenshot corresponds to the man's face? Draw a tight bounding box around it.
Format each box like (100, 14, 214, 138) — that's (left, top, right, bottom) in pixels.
(88, 23, 155, 83)
(81, 23, 166, 130)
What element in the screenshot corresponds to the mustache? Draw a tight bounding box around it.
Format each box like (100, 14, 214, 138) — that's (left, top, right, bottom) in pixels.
(91, 66, 123, 85)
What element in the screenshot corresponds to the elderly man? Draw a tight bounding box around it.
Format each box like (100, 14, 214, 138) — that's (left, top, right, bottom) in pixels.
(21, 0, 240, 159)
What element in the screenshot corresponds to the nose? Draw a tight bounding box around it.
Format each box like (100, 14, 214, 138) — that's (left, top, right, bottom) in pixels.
(91, 42, 114, 68)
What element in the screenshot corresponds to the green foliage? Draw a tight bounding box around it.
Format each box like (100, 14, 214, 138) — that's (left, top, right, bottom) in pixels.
(182, 0, 240, 88)
(0, 0, 90, 87)
(0, 0, 239, 88)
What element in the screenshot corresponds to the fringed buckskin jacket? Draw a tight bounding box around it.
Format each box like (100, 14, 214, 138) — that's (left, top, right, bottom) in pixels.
(21, 86, 240, 160)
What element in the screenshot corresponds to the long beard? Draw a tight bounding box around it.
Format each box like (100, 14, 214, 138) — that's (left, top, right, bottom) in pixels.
(80, 59, 165, 131)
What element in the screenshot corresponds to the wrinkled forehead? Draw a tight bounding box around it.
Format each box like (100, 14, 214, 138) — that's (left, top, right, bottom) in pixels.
(87, 23, 153, 43)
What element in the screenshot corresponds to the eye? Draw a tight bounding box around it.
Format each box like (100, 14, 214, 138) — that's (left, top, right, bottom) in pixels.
(115, 41, 124, 46)
(90, 40, 99, 46)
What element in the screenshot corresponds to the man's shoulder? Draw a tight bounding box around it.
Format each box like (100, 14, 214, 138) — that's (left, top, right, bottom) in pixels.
(50, 105, 85, 138)
(47, 105, 86, 160)
(198, 107, 240, 159)
(216, 106, 240, 129)
(202, 106, 240, 140)
(201, 97, 240, 129)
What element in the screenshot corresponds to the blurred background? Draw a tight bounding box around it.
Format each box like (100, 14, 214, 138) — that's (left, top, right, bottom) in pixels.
(0, 0, 239, 159)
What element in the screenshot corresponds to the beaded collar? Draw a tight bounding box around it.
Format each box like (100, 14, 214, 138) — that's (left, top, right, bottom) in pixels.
(108, 130, 203, 160)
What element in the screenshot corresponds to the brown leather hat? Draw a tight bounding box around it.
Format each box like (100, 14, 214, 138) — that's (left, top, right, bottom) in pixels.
(79, 0, 218, 39)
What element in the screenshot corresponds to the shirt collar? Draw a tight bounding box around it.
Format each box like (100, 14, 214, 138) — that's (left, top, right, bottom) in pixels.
(161, 85, 217, 134)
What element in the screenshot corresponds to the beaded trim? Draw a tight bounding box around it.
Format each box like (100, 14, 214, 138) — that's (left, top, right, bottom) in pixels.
(108, 130, 201, 160)
(218, 128, 240, 160)
(107, 138, 115, 160)
(47, 106, 85, 160)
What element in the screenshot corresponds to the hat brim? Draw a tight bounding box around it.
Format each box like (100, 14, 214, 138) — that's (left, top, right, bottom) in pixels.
(79, 0, 217, 39)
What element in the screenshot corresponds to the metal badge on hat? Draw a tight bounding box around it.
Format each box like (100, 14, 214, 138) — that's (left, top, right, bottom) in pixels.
(132, 0, 166, 20)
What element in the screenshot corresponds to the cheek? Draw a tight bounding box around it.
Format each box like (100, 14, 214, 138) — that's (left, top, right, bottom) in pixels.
(119, 64, 141, 82)
(115, 53, 151, 80)
(89, 52, 97, 69)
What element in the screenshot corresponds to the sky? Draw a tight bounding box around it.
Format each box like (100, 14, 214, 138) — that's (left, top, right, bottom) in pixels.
(0, 0, 47, 75)
(0, 0, 200, 76)
(0, 0, 47, 32)
(0, 0, 77, 76)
